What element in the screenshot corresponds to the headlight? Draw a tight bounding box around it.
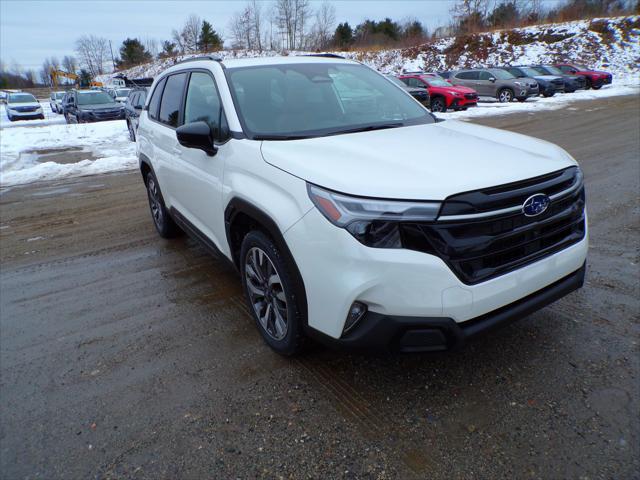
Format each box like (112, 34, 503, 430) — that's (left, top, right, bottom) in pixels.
(514, 81, 522, 87)
(449, 91, 461, 96)
(307, 184, 441, 248)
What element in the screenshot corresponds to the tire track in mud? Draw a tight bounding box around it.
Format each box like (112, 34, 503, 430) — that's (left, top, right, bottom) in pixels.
(227, 294, 435, 477)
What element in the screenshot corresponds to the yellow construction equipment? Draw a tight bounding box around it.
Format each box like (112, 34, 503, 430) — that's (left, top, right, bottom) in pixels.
(49, 68, 103, 88)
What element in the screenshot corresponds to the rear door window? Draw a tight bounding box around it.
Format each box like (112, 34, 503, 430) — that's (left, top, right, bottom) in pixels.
(479, 71, 493, 81)
(159, 73, 188, 128)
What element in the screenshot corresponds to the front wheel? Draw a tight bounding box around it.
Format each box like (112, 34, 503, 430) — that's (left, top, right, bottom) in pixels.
(516, 97, 527, 103)
(498, 88, 513, 103)
(592, 84, 602, 90)
(430, 97, 447, 113)
(240, 231, 306, 355)
(584, 78, 592, 90)
(542, 91, 555, 98)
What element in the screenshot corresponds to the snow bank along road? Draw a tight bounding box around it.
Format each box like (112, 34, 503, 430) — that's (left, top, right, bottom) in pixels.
(1, 77, 638, 188)
(0, 94, 638, 479)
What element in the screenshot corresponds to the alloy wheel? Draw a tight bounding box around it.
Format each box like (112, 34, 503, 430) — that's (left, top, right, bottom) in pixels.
(147, 177, 163, 228)
(499, 90, 513, 103)
(245, 247, 288, 341)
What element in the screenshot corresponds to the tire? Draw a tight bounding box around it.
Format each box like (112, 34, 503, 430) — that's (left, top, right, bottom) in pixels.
(144, 170, 181, 238)
(542, 91, 555, 98)
(584, 78, 592, 90)
(592, 84, 602, 90)
(430, 97, 446, 113)
(498, 88, 513, 103)
(240, 230, 306, 355)
(39, 115, 45, 120)
(516, 97, 527, 103)
(127, 120, 136, 142)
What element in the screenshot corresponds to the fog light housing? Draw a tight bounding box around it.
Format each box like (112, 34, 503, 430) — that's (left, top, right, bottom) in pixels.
(343, 301, 367, 335)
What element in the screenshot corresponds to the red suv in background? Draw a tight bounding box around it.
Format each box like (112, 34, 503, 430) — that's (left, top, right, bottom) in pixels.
(555, 63, 612, 90)
(398, 74, 479, 112)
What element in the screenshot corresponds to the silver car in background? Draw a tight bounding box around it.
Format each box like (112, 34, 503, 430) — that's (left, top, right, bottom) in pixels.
(451, 68, 539, 102)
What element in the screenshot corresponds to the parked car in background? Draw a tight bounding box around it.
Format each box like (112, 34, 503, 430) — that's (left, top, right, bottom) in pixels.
(503, 66, 564, 97)
(5, 92, 44, 121)
(385, 75, 430, 107)
(124, 87, 148, 141)
(49, 91, 66, 113)
(398, 73, 478, 112)
(555, 63, 612, 90)
(437, 71, 453, 81)
(531, 65, 586, 92)
(450, 68, 538, 102)
(108, 87, 133, 103)
(137, 56, 587, 355)
(63, 89, 124, 124)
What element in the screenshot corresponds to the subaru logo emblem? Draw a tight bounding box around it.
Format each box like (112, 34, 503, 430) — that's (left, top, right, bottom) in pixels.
(522, 193, 550, 217)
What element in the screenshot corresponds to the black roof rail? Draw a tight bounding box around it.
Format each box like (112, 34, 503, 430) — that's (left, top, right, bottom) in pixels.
(302, 53, 345, 59)
(175, 55, 223, 65)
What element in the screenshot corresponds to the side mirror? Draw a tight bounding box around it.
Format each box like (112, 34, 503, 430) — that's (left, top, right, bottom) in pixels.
(176, 121, 217, 156)
(489, 77, 496, 82)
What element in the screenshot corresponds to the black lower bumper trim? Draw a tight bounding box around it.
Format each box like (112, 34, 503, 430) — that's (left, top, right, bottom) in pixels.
(306, 262, 586, 353)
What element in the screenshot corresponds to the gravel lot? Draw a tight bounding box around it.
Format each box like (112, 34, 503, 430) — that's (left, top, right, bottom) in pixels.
(1, 94, 638, 479)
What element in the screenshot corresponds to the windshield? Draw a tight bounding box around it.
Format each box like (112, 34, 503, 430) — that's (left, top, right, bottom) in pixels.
(489, 69, 515, 80)
(519, 67, 540, 77)
(227, 63, 434, 139)
(425, 78, 450, 87)
(8, 93, 37, 103)
(542, 66, 563, 75)
(77, 91, 115, 105)
(385, 75, 404, 87)
(116, 89, 131, 97)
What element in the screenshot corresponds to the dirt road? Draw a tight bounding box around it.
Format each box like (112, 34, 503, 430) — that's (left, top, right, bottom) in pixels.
(1, 94, 638, 479)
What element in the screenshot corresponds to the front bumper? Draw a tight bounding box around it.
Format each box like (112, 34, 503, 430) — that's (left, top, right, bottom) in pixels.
(284, 207, 589, 340)
(7, 109, 44, 119)
(310, 262, 586, 352)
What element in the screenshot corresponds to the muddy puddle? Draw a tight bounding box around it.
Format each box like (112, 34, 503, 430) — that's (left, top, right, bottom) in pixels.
(18, 146, 97, 165)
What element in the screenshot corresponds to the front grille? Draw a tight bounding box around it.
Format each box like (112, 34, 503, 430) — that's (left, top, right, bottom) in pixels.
(14, 106, 38, 112)
(552, 80, 564, 87)
(93, 109, 121, 120)
(464, 93, 478, 100)
(400, 167, 586, 284)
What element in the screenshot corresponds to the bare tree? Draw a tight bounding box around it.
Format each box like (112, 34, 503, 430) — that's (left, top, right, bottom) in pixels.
(62, 55, 77, 74)
(275, 0, 312, 50)
(75, 35, 109, 76)
(311, 1, 336, 49)
(172, 14, 202, 53)
(24, 69, 37, 85)
(450, 0, 490, 33)
(144, 38, 160, 59)
(251, 0, 264, 51)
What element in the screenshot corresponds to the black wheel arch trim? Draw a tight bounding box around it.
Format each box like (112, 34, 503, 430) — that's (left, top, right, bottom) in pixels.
(225, 197, 309, 325)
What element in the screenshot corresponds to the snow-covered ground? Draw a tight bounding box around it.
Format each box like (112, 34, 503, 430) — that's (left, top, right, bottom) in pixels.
(0, 104, 135, 187)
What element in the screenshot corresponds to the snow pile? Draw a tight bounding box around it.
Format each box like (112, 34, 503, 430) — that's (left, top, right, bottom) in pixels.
(97, 15, 640, 82)
(0, 111, 135, 187)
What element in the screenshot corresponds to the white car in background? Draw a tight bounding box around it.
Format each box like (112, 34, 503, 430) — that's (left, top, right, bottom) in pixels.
(5, 92, 44, 121)
(49, 91, 66, 113)
(108, 88, 132, 103)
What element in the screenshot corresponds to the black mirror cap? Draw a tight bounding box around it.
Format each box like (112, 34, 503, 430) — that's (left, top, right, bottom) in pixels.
(176, 121, 217, 156)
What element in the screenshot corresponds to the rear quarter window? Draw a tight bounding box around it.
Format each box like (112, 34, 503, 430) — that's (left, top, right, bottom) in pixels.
(147, 77, 167, 120)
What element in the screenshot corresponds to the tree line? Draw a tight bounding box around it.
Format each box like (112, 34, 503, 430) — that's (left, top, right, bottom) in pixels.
(2, 0, 637, 88)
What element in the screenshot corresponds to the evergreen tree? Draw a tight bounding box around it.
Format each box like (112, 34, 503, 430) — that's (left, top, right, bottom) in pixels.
(117, 38, 152, 69)
(333, 22, 353, 49)
(199, 20, 223, 52)
(159, 40, 178, 59)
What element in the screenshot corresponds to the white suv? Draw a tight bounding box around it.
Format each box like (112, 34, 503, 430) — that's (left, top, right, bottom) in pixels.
(137, 55, 588, 355)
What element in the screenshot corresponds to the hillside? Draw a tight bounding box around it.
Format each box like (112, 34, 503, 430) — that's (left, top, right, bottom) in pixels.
(97, 15, 640, 83)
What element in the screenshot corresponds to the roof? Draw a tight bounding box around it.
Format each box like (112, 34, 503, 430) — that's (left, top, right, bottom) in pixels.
(178, 55, 357, 69)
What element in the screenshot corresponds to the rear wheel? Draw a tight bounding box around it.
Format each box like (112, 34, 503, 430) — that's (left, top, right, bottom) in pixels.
(240, 231, 306, 355)
(127, 120, 136, 142)
(592, 84, 602, 90)
(145, 171, 180, 238)
(584, 78, 592, 90)
(498, 88, 513, 103)
(542, 90, 555, 98)
(430, 97, 446, 112)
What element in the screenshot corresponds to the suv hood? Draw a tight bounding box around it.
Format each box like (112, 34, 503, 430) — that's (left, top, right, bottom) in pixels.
(7, 101, 40, 109)
(432, 84, 476, 94)
(534, 75, 563, 82)
(78, 103, 120, 110)
(260, 121, 577, 200)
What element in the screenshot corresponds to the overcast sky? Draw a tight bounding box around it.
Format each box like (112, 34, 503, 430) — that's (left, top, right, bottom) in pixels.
(1, 0, 562, 72)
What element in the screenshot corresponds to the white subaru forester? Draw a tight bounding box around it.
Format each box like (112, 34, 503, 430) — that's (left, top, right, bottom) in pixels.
(136, 55, 587, 355)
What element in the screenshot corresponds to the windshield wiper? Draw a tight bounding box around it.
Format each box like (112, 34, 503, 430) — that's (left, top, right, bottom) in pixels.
(326, 123, 404, 136)
(253, 134, 314, 140)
